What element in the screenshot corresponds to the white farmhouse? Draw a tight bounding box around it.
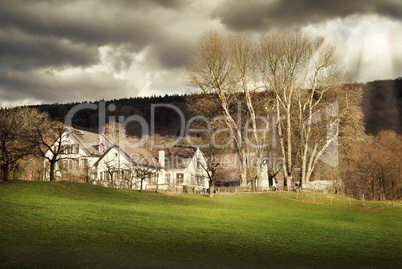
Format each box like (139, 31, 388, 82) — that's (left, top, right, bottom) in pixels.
(155, 147, 209, 193)
(92, 145, 160, 190)
(44, 127, 209, 192)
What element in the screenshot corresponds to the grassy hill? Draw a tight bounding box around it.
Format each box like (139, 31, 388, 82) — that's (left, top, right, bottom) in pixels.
(0, 181, 401, 268)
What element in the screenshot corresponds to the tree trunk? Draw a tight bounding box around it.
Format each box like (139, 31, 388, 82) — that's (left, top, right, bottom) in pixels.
(209, 184, 215, 198)
(2, 164, 9, 181)
(49, 161, 56, 181)
(256, 167, 263, 192)
(268, 174, 273, 187)
(140, 179, 143, 193)
(240, 165, 248, 189)
(284, 174, 292, 191)
(155, 175, 159, 194)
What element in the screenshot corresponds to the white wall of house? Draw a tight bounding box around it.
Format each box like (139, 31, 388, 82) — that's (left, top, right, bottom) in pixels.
(93, 146, 161, 191)
(93, 147, 132, 188)
(161, 148, 209, 192)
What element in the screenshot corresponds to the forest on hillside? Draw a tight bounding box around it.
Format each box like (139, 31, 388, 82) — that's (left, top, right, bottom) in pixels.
(31, 78, 402, 136)
(362, 78, 402, 134)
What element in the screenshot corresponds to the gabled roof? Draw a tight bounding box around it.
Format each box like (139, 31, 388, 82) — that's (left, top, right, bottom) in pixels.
(92, 146, 115, 166)
(152, 147, 197, 169)
(125, 147, 159, 167)
(94, 145, 160, 168)
(67, 127, 110, 156)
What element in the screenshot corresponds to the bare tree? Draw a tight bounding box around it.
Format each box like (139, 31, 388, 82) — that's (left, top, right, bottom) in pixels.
(197, 143, 224, 198)
(30, 118, 73, 181)
(185, 31, 249, 188)
(257, 30, 352, 189)
(185, 32, 277, 191)
(186, 30, 355, 191)
(0, 107, 45, 181)
(133, 162, 158, 193)
(229, 32, 271, 191)
(103, 158, 117, 188)
(342, 130, 402, 201)
(122, 169, 134, 189)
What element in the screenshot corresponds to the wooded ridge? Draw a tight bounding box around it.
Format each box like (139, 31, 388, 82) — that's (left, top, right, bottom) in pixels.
(30, 78, 401, 136)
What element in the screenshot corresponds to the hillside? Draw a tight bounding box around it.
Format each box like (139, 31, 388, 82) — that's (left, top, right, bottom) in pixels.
(32, 78, 402, 136)
(0, 180, 401, 268)
(361, 78, 402, 134)
(32, 94, 189, 137)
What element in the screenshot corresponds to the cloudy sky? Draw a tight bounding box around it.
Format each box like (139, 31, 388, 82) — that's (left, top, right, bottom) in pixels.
(1, 0, 401, 106)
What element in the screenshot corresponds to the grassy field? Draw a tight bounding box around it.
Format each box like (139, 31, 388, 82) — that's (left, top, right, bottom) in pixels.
(0, 181, 401, 268)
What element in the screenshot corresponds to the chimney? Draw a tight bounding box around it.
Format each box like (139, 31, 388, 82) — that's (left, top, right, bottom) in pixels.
(159, 150, 165, 169)
(98, 135, 105, 153)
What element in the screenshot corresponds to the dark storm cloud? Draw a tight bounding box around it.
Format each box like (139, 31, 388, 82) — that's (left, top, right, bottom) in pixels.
(212, 0, 402, 30)
(0, 0, 192, 71)
(0, 1, 163, 47)
(149, 36, 194, 69)
(0, 30, 98, 70)
(113, 0, 189, 9)
(0, 70, 131, 104)
(2, 0, 398, 105)
(0, 0, 194, 104)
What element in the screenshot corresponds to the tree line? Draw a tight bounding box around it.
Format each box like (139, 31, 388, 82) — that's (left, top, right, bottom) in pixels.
(28, 80, 401, 138)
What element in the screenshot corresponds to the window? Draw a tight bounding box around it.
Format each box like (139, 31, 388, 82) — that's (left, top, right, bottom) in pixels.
(62, 160, 68, 171)
(73, 144, 79, 154)
(197, 159, 201, 169)
(100, 171, 103, 180)
(165, 173, 171, 184)
(71, 159, 79, 169)
(124, 170, 131, 179)
(61, 145, 69, 154)
(62, 144, 79, 154)
(196, 176, 204, 185)
(81, 159, 88, 169)
(176, 173, 183, 184)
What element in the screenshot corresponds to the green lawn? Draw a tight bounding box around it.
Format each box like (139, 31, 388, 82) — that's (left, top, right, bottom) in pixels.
(0, 181, 401, 268)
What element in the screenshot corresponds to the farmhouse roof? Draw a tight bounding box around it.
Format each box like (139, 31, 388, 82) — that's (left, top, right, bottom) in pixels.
(153, 147, 197, 169)
(125, 147, 160, 167)
(93, 145, 160, 168)
(67, 127, 110, 156)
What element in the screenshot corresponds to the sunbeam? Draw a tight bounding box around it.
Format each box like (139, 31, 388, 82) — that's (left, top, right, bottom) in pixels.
(303, 15, 402, 82)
